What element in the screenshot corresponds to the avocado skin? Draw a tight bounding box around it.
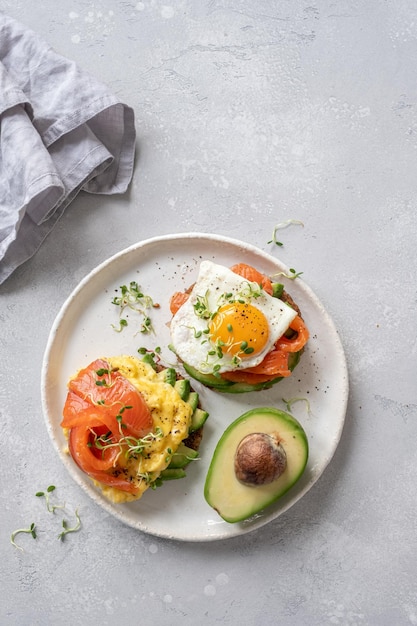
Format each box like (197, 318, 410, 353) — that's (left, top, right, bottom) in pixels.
(183, 351, 302, 393)
(204, 407, 309, 523)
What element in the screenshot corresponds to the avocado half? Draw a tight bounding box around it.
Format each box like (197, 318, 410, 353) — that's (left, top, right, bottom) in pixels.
(183, 350, 302, 393)
(204, 407, 308, 523)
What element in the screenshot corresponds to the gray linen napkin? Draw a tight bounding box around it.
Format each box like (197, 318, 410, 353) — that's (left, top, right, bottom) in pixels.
(0, 13, 136, 284)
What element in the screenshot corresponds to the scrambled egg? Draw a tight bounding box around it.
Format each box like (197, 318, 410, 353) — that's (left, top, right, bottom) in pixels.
(96, 356, 192, 503)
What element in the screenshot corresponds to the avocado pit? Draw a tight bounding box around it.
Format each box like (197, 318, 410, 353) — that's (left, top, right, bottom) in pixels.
(234, 432, 287, 486)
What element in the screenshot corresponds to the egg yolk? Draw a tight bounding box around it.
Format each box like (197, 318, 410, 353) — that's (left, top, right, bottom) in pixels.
(209, 302, 270, 358)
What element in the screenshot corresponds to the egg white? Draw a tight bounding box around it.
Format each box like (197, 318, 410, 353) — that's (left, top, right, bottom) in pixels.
(170, 261, 297, 374)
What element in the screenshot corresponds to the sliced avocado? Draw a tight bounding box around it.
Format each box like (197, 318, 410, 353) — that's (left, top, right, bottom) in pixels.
(174, 378, 191, 401)
(187, 390, 199, 412)
(168, 443, 199, 469)
(204, 407, 308, 523)
(159, 468, 187, 481)
(163, 367, 177, 387)
(190, 407, 209, 433)
(215, 375, 285, 394)
(182, 362, 235, 390)
(183, 351, 301, 393)
(271, 282, 284, 298)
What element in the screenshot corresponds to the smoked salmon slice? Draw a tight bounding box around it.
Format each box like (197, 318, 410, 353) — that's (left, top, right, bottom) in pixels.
(229, 263, 273, 295)
(61, 358, 154, 492)
(63, 358, 153, 438)
(170, 291, 190, 315)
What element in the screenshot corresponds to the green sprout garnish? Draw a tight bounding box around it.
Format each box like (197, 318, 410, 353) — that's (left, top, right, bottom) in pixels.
(137, 471, 155, 486)
(236, 281, 264, 300)
(58, 509, 81, 541)
(93, 367, 120, 389)
(187, 326, 203, 339)
(11, 523, 37, 551)
(268, 219, 304, 246)
(137, 346, 165, 370)
(272, 268, 303, 280)
(283, 397, 311, 414)
(112, 319, 128, 332)
(213, 339, 226, 358)
(91, 425, 164, 461)
(111, 281, 157, 333)
(193, 291, 211, 319)
(212, 364, 222, 377)
(240, 341, 255, 355)
(35, 485, 65, 513)
(140, 316, 153, 334)
(137, 346, 161, 358)
(95, 368, 109, 376)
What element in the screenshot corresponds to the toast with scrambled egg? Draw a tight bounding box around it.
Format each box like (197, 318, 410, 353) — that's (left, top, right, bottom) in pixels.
(61, 354, 208, 503)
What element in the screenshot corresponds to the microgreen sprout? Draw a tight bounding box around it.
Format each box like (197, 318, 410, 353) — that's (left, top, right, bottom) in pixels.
(140, 316, 153, 334)
(216, 283, 263, 308)
(214, 339, 226, 358)
(271, 268, 303, 280)
(237, 281, 264, 300)
(111, 281, 157, 333)
(212, 364, 222, 377)
(137, 471, 154, 486)
(240, 341, 255, 355)
(112, 318, 128, 332)
(91, 426, 164, 462)
(268, 219, 304, 246)
(11, 523, 37, 551)
(138, 346, 161, 359)
(94, 367, 118, 388)
(95, 379, 110, 387)
(186, 326, 203, 339)
(95, 368, 109, 376)
(58, 509, 81, 541)
(193, 291, 211, 319)
(137, 346, 164, 370)
(283, 397, 311, 414)
(289, 268, 304, 279)
(36, 485, 65, 513)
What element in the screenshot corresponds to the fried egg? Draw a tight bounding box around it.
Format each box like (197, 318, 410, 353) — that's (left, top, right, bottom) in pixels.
(170, 261, 297, 374)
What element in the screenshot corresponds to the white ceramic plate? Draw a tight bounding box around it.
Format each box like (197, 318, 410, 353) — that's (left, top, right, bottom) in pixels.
(41, 233, 348, 542)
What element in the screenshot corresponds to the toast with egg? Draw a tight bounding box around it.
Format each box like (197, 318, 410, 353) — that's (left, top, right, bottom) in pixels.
(61, 355, 208, 503)
(169, 260, 309, 393)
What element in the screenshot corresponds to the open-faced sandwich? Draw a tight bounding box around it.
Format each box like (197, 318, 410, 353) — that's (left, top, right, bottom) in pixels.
(61, 354, 208, 503)
(169, 260, 309, 393)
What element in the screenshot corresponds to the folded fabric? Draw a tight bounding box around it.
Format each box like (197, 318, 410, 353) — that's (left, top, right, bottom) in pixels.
(0, 13, 136, 285)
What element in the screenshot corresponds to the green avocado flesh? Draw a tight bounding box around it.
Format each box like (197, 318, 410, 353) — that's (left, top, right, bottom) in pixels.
(183, 351, 301, 393)
(204, 408, 308, 523)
